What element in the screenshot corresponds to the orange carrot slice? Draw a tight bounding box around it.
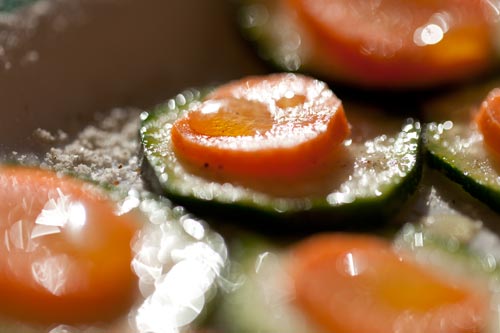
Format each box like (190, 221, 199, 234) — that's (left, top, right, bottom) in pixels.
(171, 73, 350, 178)
(476, 88, 500, 157)
(287, 0, 493, 87)
(289, 233, 488, 333)
(0, 166, 139, 323)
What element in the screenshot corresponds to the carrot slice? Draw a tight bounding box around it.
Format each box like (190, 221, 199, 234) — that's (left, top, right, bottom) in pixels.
(0, 166, 139, 323)
(171, 73, 350, 178)
(287, 0, 494, 87)
(476, 88, 500, 158)
(289, 233, 488, 333)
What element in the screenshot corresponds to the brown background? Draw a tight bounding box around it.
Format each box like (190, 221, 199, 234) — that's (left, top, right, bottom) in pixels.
(0, 0, 266, 152)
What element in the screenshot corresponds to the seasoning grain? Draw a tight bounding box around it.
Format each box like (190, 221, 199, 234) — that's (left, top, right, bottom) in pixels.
(41, 108, 142, 191)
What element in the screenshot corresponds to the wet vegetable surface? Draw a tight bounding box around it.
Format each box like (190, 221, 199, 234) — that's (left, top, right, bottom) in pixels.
(140, 76, 422, 229)
(4, 1, 500, 333)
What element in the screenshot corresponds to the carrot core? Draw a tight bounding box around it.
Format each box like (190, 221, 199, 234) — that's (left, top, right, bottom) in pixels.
(171, 73, 350, 178)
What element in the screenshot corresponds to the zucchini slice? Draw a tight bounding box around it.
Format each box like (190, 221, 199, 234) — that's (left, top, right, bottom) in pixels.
(140, 88, 422, 229)
(214, 219, 497, 333)
(235, 0, 495, 89)
(423, 82, 500, 213)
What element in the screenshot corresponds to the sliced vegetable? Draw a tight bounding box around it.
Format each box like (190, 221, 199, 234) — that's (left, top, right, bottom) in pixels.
(141, 74, 422, 228)
(0, 166, 139, 323)
(424, 83, 500, 213)
(476, 88, 500, 158)
(216, 232, 490, 333)
(171, 73, 350, 178)
(238, 0, 495, 88)
(289, 233, 488, 333)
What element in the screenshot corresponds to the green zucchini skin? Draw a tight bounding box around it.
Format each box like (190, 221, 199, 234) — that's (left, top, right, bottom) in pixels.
(425, 146, 500, 214)
(140, 88, 423, 231)
(423, 83, 500, 214)
(234, 0, 495, 92)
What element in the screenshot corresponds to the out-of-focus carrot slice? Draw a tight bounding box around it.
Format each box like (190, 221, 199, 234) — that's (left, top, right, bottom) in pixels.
(476, 88, 500, 158)
(171, 73, 350, 179)
(289, 233, 488, 333)
(287, 0, 494, 87)
(0, 166, 139, 323)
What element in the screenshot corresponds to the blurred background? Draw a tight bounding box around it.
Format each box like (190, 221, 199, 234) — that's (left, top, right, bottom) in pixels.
(0, 0, 266, 152)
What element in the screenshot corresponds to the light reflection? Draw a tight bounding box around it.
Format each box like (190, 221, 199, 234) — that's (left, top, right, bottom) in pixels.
(181, 217, 205, 240)
(139, 291, 205, 331)
(481, 254, 497, 273)
(33, 188, 87, 238)
(6, 220, 26, 251)
(344, 253, 359, 277)
(255, 252, 271, 273)
(132, 245, 163, 284)
(133, 253, 222, 332)
(117, 190, 141, 215)
(31, 255, 70, 296)
(483, 0, 500, 20)
(131, 197, 229, 333)
(414, 232, 424, 248)
(199, 100, 223, 115)
(171, 242, 225, 283)
(30, 224, 61, 239)
(240, 4, 269, 29)
(336, 251, 368, 278)
(3, 230, 9, 252)
(442, 120, 453, 131)
(48, 324, 79, 333)
(414, 23, 444, 46)
(157, 259, 211, 308)
(326, 191, 355, 205)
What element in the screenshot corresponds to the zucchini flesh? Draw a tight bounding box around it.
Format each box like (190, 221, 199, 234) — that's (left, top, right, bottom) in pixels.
(140, 89, 422, 228)
(424, 83, 500, 213)
(213, 237, 322, 333)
